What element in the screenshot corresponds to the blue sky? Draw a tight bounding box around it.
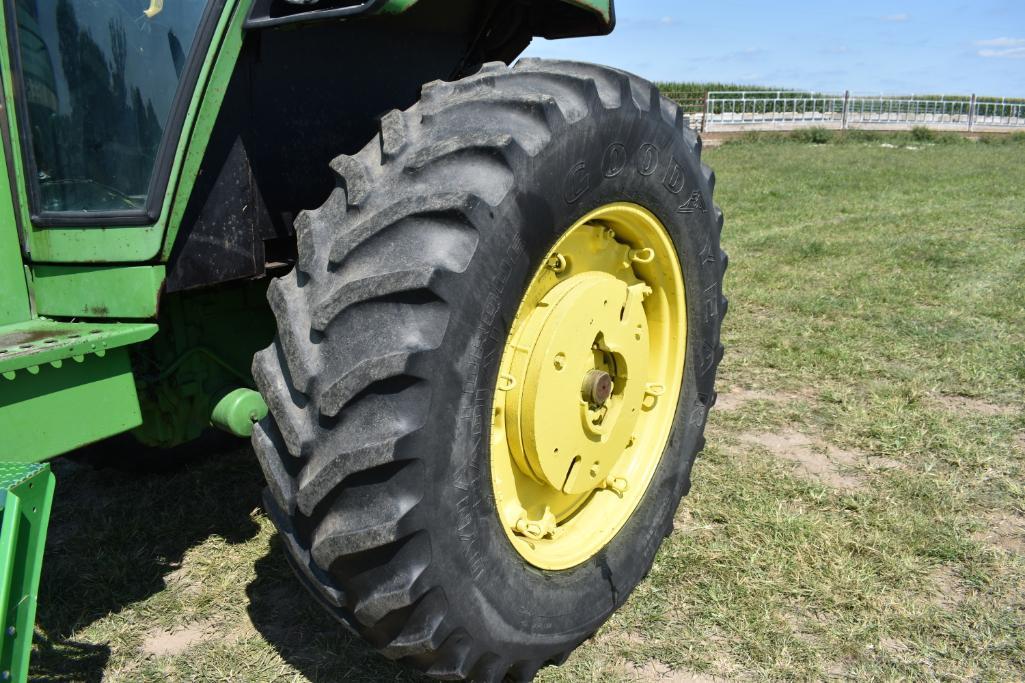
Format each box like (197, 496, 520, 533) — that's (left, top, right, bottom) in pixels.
(522, 0, 1025, 96)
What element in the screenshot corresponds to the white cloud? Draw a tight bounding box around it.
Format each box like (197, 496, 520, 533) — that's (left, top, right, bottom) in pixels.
(975, 37, 1025, 47)
(659, 16, 675, 25)
(881, 13, 910, 22)
(978, 47, 1025, 58)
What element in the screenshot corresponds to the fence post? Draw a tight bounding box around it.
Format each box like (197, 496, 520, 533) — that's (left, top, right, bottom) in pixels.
(968, 93, 977, 132)
(701, 91, 710, 133)
(841, 90, 850, 130)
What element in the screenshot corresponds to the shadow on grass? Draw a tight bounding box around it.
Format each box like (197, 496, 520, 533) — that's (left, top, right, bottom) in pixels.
(29, 446, 427, 682)
(246, 539, 428, 683)
(30, 448, 262, 681)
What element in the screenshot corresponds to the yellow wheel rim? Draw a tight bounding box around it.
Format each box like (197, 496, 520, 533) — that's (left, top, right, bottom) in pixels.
(490, 202, 687, 570)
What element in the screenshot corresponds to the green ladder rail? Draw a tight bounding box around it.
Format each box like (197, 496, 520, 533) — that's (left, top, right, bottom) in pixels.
(0, 463, 54, 682)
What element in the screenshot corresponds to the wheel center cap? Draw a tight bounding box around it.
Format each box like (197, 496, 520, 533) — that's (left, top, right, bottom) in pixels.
(583, 370, 614, 406)
(502, 270, 651, 494)
(489, 203, 688, 570)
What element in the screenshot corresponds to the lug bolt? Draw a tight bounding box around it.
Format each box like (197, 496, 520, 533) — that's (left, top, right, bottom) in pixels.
(546, 253, 567, 273)
(513, 507, 557, 540)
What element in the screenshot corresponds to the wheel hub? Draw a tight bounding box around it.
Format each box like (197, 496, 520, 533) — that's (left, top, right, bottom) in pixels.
(490, 203, 687, 569)
(582, 370, 613, 407)
(502, 269, 651, 494)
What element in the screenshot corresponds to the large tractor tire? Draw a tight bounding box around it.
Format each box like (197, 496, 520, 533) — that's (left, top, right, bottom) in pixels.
(253, 59, 726, 681)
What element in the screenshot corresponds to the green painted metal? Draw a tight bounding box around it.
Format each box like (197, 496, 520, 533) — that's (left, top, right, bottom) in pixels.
(160, 0, 254, 260)
(0, 1, 30, 273)
(0, 463, 53, 683)
(0, 243, 27, 327)
(561, 0, 613, 23)
(0, 92, 28, 326)
(378, 0, 420, 13)
(30, 265, 165, 319)
(0, 0, 250, 263)
(0, 319, 157, 377)
(211, 388, 268, 437)
(0, 349, 143, 462)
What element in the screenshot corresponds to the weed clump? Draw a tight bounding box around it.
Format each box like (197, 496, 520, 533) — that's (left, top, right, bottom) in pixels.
(791, 127, 834, 144)
(842, 129, 882, 144)
(911, 126, 936, 142)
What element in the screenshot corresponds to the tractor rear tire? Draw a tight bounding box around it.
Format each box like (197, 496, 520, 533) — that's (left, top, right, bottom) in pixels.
(253, 59, 726, 681)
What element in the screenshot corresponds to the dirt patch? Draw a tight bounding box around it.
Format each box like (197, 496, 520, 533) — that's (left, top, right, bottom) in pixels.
(933, 394, 1012, 417)
(879, 637, 910, 653)
(783, 605, 832, 641)
(975, 513, 1025, 555)
(715, 387, 814, 412)
(929, 564, 966, 608)
(141, 618, 220, 658)
(739, 430, 867, 490)
(824, 661, 850, 679)
(162, 563, 204, 597)
(624, 660, 721, 682)
(673, 506, 718, 535)
(620, 631, 647, 646)
(716, 388, 776, 411)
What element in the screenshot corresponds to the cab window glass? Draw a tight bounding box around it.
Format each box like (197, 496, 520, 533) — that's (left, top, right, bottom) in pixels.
(14, 0, 208, 213)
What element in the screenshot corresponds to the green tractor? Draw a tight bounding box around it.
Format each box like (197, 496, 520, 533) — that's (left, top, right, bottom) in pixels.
(0, 0, 726, 679)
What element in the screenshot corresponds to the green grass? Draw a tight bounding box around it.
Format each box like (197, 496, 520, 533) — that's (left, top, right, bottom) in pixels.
(30, 139, 1025, 682)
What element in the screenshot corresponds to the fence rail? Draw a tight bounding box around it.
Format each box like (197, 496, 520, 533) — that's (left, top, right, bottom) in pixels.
(660, 90, 1025, 133)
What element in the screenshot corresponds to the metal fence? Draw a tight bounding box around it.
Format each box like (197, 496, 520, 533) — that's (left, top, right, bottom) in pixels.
(684, 91, 1025, 133)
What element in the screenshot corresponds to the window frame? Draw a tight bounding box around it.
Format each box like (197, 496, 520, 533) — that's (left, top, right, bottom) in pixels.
(4, 0, 226, 227)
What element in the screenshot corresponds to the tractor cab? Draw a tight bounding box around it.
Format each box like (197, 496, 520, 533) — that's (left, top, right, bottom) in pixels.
(10, 0, 211, 218)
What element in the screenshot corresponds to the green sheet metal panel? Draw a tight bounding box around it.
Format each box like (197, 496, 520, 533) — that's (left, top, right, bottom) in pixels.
(0, 215, 28, 326)
(0, 90, 28, 325)
(0, 348, 142, 462)
(0, 0, 31, 284)
(160, 0, 257, 260)
(561, 0, 612, 23)
(0, 463, 53, 682)
(378, 0, 419, 13)
(31, 265, 165, 319)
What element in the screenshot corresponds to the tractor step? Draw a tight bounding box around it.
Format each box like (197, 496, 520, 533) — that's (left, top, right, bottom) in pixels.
(0, 462, 54, 683)
(0, 319, 158, 461)
(0, 319, 156, 378)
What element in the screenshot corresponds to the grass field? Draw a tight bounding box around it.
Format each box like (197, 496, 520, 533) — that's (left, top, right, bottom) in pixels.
(30, 138, 1025, 682)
